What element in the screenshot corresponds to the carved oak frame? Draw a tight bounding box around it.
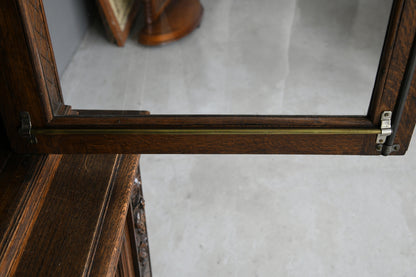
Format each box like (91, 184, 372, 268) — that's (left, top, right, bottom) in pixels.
(0, 0, 415, 154)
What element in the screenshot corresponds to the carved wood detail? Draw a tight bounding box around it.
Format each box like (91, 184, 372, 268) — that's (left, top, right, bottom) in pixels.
(130, 172, 152, 277)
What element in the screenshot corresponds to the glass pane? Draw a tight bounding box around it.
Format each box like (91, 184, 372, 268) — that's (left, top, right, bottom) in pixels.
(44, 0, 393, 115)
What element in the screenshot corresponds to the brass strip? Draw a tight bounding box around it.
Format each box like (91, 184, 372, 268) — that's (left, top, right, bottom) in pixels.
(32, 129, 381, 135)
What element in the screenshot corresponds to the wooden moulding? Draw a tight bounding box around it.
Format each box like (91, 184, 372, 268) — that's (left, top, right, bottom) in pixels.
(139, 0, 203, 46)
(116, 223, 137, 276)
(89, 154, 143, 277)
(0, 154, 62, 277)
(128, 171, 152, 276)
(0, 153, 146, 276)
(28, 133, 375, 155)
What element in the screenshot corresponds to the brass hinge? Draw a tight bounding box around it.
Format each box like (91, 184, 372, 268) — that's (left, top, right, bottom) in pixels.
(376, 111, 399, 153)
(18, 112, 38, 144)
(376, 111, 392, 144)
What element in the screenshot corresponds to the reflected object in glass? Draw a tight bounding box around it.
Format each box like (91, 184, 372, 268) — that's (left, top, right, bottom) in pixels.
(139, 0, 203, 46)
(97, 0, 140, 46)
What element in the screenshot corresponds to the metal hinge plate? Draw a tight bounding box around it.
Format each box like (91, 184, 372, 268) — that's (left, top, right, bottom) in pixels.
(18, 111, 38, 144)
(376, 111, 392, 144)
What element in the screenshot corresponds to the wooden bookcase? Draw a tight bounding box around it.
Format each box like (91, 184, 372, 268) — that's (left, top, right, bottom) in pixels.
(0, 121, 151, 276)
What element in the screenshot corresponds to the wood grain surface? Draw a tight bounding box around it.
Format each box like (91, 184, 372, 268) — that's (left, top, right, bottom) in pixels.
(0, 153, 144, 276)
(0, 154, 62, 276)
(90, 155, 141, 277)
(12, 155, 118, 276)
(27, 133, 375, 155)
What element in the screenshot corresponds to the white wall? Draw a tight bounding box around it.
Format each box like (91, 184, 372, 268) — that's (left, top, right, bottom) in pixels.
(43, 0, 94, 76)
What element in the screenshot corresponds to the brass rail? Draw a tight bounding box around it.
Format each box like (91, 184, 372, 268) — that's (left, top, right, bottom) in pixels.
(32, 128, 381, 135)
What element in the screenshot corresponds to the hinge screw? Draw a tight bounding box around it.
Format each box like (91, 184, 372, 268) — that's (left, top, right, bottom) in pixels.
(376, 144, 400, 153)
(18, 111, 38, 144)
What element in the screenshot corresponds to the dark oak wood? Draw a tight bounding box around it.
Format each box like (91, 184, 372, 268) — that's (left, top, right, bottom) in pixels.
(139, 0, 203, 46)
(0, 118, 11, 171)
(90, 155, 141, 277)
(0, 0, 57, 150)
(117, 223, 137, 277)
(0, 0, 415, 155)
(0, 154, 62, 276)
(13, 155, 120, 276)
(368, 0, 416, 125)
(377, 0, 416, 154)
(368, 0, 406, 124)
(396, 58, 416, 154)
(52, 114, 375, 129)
(0, 153, 150, 276)
(27, 133, 376, 154)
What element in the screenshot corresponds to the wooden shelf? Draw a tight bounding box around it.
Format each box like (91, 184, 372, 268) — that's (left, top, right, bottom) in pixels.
(0, 152, 151, 276)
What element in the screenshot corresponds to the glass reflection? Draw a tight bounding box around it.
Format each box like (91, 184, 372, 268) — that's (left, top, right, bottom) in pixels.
(44, 0, 393, 115)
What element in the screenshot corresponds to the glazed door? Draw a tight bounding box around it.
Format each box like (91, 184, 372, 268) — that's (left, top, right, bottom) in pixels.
(0, 0, 415, 155)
